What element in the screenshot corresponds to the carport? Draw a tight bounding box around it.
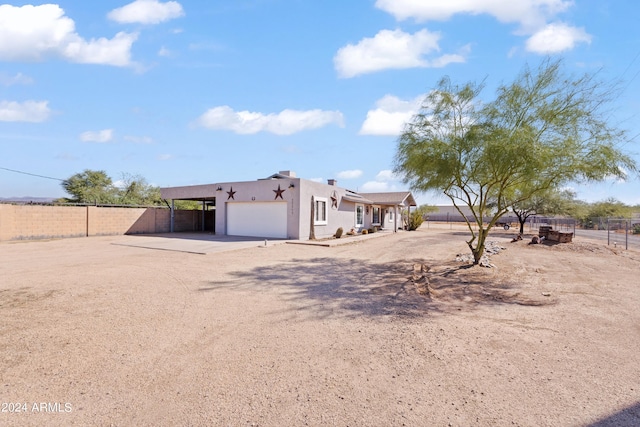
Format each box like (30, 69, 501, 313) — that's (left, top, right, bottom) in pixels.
(160, 183, 219, 233)
(167, 197, 215, 233)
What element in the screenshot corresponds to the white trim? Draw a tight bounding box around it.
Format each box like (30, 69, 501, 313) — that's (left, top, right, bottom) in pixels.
(314, 197, 328, 225)
(355, 204, 364, 228)
(372, 206, 381, 226)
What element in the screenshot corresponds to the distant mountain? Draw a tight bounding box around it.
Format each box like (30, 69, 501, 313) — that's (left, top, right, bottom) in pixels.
(0, 196, 57, 203)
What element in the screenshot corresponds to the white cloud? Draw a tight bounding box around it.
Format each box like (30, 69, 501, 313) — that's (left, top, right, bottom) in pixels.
(0, 4, 137, 67)
(309, 177, 324, 183)
(360, 169, 403, 192)
(360, 94, 424, 136)
(361, 181, 392, 192)
(334, 29, 466, 78)
(80, 129, 114, 143)
(0, 100, 50, 122)
(157, 154, 173, 160)
(0, 72, 33, 86)
(375, 0, 590, 56)
(158, 46, 172, 57)
(194, 106, 345, 135)
(525, 22, 591, 53)
(108, 0, 185, 25)
(375, 0, 572, 32)
(64, 32, 138, 66)
(124, 135, 153, 144)
(376, 170, 399, 182)
(337, 170, 363, 179)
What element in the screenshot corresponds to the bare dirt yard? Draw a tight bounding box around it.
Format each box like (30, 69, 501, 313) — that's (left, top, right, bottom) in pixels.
(1, 224, 639, 426)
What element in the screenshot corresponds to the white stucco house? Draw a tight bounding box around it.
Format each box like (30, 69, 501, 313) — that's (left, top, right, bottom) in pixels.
(160, 171, 417, 240)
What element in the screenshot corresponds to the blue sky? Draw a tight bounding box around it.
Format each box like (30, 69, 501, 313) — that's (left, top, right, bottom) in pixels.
(1, 0, 639, 205)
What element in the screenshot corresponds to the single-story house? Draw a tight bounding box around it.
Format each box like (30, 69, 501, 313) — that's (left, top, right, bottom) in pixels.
(160, 171, 417, 240)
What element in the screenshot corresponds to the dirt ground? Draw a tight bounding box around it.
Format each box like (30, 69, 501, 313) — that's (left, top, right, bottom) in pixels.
(1, 224, 639, 426)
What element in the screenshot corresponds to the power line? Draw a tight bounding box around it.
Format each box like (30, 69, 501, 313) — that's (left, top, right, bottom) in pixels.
(0, 166, 64, 182)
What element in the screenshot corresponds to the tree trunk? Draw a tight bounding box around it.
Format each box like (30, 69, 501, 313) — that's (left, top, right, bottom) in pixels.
(519, 219, 525, 235)
(469, 227, 488, 265)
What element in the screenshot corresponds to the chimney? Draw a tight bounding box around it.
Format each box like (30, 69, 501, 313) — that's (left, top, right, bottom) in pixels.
(327, 179, 337, 186)
(279, 170, 296, 177)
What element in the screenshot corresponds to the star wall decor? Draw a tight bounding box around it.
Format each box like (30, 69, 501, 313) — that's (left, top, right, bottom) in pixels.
(227, 187, 236, 200)
(273, 184, 285, 200)
(330, 190, 338, 209)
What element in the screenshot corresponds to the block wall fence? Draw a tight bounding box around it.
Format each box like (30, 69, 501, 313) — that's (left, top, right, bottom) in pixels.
(0, 204, 206, 241)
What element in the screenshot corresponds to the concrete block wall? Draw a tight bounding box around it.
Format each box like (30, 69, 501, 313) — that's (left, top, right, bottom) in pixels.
(0, 205, 86, 240)
(0, 204, 195, 241)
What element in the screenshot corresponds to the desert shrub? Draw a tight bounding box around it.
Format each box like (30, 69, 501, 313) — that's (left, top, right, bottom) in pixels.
(633, 224, 640, 235)
(408, 210, 424, 230)
(362, 229, 368, 235)
(335, 227, 343, 238)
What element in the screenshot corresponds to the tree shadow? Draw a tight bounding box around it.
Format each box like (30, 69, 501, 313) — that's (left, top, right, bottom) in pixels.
(199, 257, 554, 320)
(586, 402, 640, 427)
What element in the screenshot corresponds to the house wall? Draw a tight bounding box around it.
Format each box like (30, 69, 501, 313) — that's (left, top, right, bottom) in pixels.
(215, 177, 301, 239)
(298, 180, 360, 239)
(159, 176, 412, 240)
(0, 204, 201, 241)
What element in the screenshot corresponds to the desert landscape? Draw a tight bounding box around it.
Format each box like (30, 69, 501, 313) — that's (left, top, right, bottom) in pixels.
(1, 224, 639, 426)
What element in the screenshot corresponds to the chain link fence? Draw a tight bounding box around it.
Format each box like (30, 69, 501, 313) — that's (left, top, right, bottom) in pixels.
(426, 213, 640, 250)
(577, 217, 640, 250)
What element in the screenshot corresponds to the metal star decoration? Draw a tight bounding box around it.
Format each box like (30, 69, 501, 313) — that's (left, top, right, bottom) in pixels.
(273, 184, 285, 200)
(227, 187, 236, 200)
(330, 190, 338, 209)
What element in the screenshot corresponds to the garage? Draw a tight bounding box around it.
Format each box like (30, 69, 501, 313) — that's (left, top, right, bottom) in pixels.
(226, 202, 288, 238)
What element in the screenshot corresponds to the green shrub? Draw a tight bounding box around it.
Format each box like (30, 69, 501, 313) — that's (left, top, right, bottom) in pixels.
(633, 224, 640, 235)
(408, 210, 424, 231)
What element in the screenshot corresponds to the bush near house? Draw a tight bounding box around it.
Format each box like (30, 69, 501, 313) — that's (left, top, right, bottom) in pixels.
(408, 210, 424, 231)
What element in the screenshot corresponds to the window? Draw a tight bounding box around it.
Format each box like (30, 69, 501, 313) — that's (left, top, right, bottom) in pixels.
(388, 209, 394, 222)
(314, 197, 327, 225)
(372, 206, 380, 225)
(355, 205, 364, 227)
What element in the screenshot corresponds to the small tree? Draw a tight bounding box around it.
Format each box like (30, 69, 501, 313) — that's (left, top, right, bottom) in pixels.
(61, 169, 117, 204)
(511, 188, 577, 234)
(116, 173, 162, 205)
(395, 59, 637, 265)
(579, 198, 633, 227)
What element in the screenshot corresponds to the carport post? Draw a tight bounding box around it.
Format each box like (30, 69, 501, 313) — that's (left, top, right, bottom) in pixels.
(202, 200, 206, 231)
(170, 199, 175, 233)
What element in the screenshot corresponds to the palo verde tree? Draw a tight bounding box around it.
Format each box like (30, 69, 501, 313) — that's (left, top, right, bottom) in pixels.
(510, 188, 577, 235)
(394, 59, 637, 265)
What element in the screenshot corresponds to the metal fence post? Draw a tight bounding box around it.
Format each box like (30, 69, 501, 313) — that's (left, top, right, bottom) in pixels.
(626, 219, 629, 250)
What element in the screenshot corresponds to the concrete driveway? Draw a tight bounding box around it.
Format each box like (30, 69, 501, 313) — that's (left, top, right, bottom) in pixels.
(112, 232, 285, 254)
(111, 230, 396, 254)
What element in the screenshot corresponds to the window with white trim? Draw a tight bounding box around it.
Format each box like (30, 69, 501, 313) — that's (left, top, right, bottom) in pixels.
(355, 205, 364, 227)
(372, 206, 380, 225)
(314, 197, 328, 225)
(388, 208, 394, 222)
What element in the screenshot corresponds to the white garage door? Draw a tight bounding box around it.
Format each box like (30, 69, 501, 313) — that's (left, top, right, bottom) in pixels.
(226, 202, 288, 238)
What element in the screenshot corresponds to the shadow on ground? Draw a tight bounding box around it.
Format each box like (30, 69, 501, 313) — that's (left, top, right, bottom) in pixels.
(587, 402, 640, 427)
(200, 257, 553, 319)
